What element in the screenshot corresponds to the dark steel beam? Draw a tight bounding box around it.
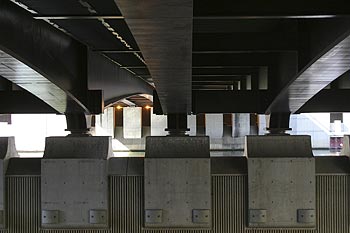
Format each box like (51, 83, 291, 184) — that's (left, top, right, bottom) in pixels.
(298, 89, 350, 113)
(193, 74, 247, 79)
(34, 15, 124, 20)
(116, 0, 193, 114)
(0, 90, 58, 114)
(193, 32, 298, 52)
(194, 0, 350, 18)
(0, 0, 91, 113)
(88, 51, 154, 106)
(99, 50, 141, 53)
(193, 53, 281, 67)
(298, 18, 350, 69)
(192, 67, 260, 75)
(193, 16, 341, 19)
(192, 90, 272, 114)
(267, 30, 350, 114)
(0, 0, 153, 114)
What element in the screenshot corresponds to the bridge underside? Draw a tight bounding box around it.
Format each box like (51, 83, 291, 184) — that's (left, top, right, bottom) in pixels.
(1, 0, 350, 232)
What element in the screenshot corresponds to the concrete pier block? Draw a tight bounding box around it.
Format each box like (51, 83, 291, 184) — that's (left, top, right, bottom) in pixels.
(144, 136, 211, 228)
(41, 136, 112, 229)
(245, 135, 313, 158)
(245, 135, 315, 228)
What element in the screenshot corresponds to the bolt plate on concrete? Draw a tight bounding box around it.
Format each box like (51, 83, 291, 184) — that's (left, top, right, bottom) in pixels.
(249, 209, 267, 223)
(89, 210, 107, 224)
(297, 209, 316, 223)
(248, 157, 315, 227)
(42, 210, 59, 224)
(145, 209, 163, 224)
(192, 209, 210, 224)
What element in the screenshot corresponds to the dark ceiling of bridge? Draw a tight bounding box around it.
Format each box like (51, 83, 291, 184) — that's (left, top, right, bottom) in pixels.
(12, 0, 350, 114)
(16, 0, 290, 93)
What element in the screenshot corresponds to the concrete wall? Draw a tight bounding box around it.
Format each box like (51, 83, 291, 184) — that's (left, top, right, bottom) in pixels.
(290, 113, 329, 148)
(3, 157, 350, 233)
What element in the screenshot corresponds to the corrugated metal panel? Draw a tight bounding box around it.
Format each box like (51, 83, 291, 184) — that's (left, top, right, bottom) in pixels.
(316, 175, 349, 233)
(110, 176, 143, 233)
(6, 176, 40, 233)
(2, 174, 350, 233)
(212, 175, 245, 233)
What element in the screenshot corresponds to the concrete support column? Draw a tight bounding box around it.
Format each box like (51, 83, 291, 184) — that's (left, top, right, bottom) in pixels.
(142, 107, 151, 137)
(233, 113, 250, 150)
(196, 114, 205, 136)
(96, 107, 114, 137)
(123, 107, 142, 139)
(223, 114, 233, 138)
(330, 112, 343, 152)
(151, 108, 167, 136)
(114, 106, 123, 138)
(233, 113, 250, 137)
(205, 114, 223, 139)
(258, 114, 268, 135)
(250, 114, 259, 135)
(187, 115, 196, 136)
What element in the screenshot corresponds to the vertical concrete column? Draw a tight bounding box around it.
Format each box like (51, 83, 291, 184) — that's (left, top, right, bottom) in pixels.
(114, 106, 123, 138)
(341, 135, 350, 155)
(142, 107, 151, 137)
(150, 108, 167, 136)
(223, 114, 233, 138)
(123, 107, 142, 139)
(187, 115, 196, 136)
(330, 113, 343, 152)
(258, 114, 268, 135)
(233, 113, 250, 137)
(233, 113, 250, 150)
(100, 107, 114, 137)
(205, 114, 223, 139)
(196, 114, 205, 136)
(250, 114, 259, 135)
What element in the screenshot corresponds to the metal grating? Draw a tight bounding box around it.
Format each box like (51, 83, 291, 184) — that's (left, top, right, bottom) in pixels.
(316, 175, 349, 233)
(212, 175, 246, 233)
(0, 174, 349, 233)
(6, 176, 40, 233)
